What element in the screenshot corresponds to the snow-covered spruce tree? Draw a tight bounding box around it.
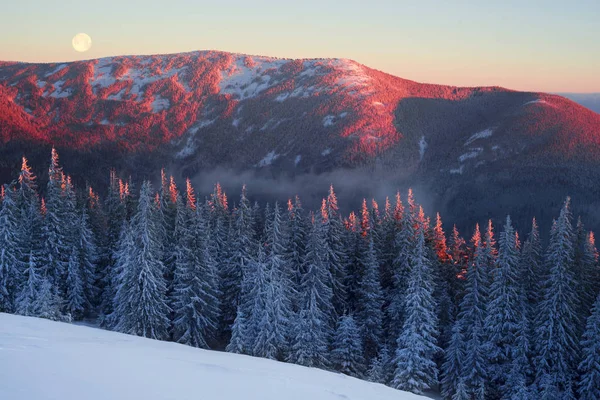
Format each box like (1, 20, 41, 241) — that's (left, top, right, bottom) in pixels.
(113, 181, 170, 340)
(171, 190, 220, 349)
(368, 345, 392, 385)
(376, 195, 398, 292)
(343, 203, 364, 314)
(15, 249, 63, 321)
(578, 293, 600, 400)
(253, 202, 293, 359)
(534, 197, 580, 399)
(76, 206, 98, 317)
(221, 184, 256, 340)
(456, 224, 489, 399)
(253, 250, 291, 359)
(98, 170, 127, 327)
(448, 224, 467, 301)
(578, 231, 599, 324)
(287, 212, 334, 368)
(356, 237, 384, 361)
(429, 212, 454, 369)
(159, 171, 180, 303)
(0, 184, 21, 312)
(324, 186, 348, 317)
(520, 218, 542, 327)
(485, 216, 530, 398)
(388, 192, 416, 341)
(483, 219, 497, 289)
(228, 242, 267, 355)
(283, 196, 307, 310)
(441, 318, 466, 400)
(331, 314, 365, 378)
(64, 246, 85, 319)
(392, 225, 440, 395)
(42, 148, 70, 299)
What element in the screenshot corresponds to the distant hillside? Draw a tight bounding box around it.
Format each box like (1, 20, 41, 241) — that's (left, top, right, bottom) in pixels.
(1, 50, 600, 234)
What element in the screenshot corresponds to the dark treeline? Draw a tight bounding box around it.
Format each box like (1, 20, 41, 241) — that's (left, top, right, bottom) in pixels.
(0, 149, 599, 399)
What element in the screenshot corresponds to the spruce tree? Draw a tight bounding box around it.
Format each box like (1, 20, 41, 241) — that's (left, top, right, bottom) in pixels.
(392, 226, 440, 394)
(535, 198, 580, 399)
(221, 185, 255, 339)
(76, 206, 98, 316)
(485, 216, 528, 396)
(172, 194, 220, 348)
(288, 212, 334, 368)
(64, 246, 85, 318)
(356, 238, 384, 361)
(331, 314, 365, 378)
(42, 148, 69, 299)
(441, 319, 466, 400)
(0, 184, 21, 312)
(578, 294, 600, 400)
(324, 187, 348, 318)
(456, 225, 489, 399)
(113, 181, 170, 340)
(283, 196, 307, 310)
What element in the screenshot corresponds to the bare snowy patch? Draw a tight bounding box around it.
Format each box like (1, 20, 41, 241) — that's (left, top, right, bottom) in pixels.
(323, 115, 335, 127)
(220, 56, 286, 100)
(450, 165, 464, 174)
(459, 148, 483, 162)
(257, 151, 280, 167)
(44, 64, 67, 78)
(294, 155, 302, 166)
(465, 128, 493, 146)
(321, 148, 332, 156)
(49, 80, 72, 98)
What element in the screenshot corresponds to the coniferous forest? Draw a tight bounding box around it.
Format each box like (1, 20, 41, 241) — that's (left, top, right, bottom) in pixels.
(1, 149, 600, 400)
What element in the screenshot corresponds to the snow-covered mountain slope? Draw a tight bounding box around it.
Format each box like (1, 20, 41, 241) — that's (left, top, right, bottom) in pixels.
(2, 50, 600, 235)
(0, 313, 427, 400)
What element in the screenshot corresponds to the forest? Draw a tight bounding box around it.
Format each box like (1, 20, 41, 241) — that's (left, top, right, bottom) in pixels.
(0, 148, 599, 400)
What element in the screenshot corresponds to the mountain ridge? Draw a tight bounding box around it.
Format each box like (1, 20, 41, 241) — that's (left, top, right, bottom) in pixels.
(1, 49, 600, 234)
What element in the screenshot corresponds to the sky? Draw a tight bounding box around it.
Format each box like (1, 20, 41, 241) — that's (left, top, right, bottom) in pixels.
(1, 0, 598, 93)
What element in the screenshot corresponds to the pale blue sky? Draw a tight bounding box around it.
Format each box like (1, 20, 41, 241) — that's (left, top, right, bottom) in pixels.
(1, 0, 598, 92)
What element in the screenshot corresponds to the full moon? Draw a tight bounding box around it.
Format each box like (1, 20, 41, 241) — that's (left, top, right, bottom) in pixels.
(72, 33, 92, 52)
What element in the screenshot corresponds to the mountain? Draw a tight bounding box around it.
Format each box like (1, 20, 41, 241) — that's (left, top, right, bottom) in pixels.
(1, 50, 600, 234)
(560, 93, 600, 114)
(0, 313, 427, 400)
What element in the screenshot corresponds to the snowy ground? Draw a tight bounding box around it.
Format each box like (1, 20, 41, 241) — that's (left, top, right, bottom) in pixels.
(0, 313, 426, 400)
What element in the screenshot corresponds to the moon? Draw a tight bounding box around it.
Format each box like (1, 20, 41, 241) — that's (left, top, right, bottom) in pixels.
(72, 33, 92, 52)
